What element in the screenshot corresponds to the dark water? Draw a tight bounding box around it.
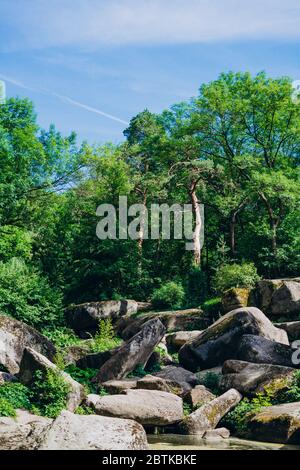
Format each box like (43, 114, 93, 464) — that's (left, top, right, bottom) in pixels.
(148, 434, 300, 450)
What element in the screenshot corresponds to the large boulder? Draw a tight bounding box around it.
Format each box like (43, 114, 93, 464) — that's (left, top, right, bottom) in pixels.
(248, 402, 300, 444)
(19, 347, 85, 412)
(221, 288, 250, 313)
(102, 378, 138, 394)
(178, 307, 289, 371)
(0, 315, 56, 374)
(236, 335, 299, 368)
(184, 385, 216, 407)
(136, 375, 183, 394)
(62, 341, 93, 366)
(65, 300, 138, 336)
(181, 388, 242, 435)
(116, 308, 203, 340)
(0, 410, 52, 450)
(76, 346, 121, 369)
(86, 389, 183, 426)
(154, 365, 199, 392)
(249, 278, 300, 319)
(275, 321, 300, 342)
(39, 410, 149, 450)
(220, 360, 295, 396)
(93, 318, 165, 384)
(166, 331, 202, 351)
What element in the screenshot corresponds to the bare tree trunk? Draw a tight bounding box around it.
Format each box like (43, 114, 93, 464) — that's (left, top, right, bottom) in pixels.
(259, 192, 281, 254)
(137, 191, 147, 273)
(190, 183, 201, 266)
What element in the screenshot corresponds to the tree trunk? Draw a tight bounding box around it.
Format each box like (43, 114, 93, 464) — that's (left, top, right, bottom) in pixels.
(229, 211, 237, 256)
(190, 184, 201, 266)
(137, 191, 147, 273)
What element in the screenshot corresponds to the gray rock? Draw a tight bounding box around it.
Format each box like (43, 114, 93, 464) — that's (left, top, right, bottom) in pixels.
(250, 279, 300, 319)
(0, 410, 52, 450)
(248, 402, 300, 444)
(220, 360, 295, 396)
(184, 385, 216, 407)
(0, 315, 56, 374)
(166, 331, 202, 351)
(117, 308, 203, 340)
(136, 375, 183, 394)
(62, 341, 93, 365)
(19, 347, 85, 412)
(276, 321, 300, 341)
(0, 371, 17, 384)
(181, 388, 242, 435)
(222, 288, 250, 313)
(65, 299, 138, 335)
(178, 307, 289, 371)
(154, 365, 199, 392)
(102, 378, 138, 394)
(93, 318, 165, 384)
(86, 389, 183, 426)
(271, 281, 300, 317)
(76, 346, 121, 369)
(236, 335, 299, 368)
(203, 427, 230, 439)
(39, 410, 149, 450)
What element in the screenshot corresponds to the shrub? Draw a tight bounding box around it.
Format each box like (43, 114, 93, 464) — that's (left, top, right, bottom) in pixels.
(198, 371, 220, 395)
(0, 382, 31, 410)
(42, 327, 82, 350)
(0, 258, 63, 328)
(151, 281, 185, 309)
(202, 297, 222, 322)
(0, 398, 16, 417)
(29, 369, 70, 418)
(65, 365, 98, 393)
(90, 319, 121, 353)
(212, 262, 260, 293)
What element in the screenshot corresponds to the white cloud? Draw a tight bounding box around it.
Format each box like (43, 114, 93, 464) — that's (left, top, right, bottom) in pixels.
(1, 0, 300, 51)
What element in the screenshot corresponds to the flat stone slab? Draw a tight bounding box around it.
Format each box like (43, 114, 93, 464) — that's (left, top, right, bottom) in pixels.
(86, 389, 184, 426)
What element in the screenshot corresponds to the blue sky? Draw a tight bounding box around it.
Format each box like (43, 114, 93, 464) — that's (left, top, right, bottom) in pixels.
(0, 0, 300, 144)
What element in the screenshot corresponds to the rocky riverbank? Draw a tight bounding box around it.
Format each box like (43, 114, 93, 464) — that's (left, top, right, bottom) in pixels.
(0, 277, 300, 449)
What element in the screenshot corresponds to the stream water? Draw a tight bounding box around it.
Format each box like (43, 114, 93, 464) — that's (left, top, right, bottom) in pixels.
(148, 434, 300, 450)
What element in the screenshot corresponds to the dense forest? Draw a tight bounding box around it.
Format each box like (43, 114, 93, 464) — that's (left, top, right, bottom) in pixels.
(0, 71, 299, 331)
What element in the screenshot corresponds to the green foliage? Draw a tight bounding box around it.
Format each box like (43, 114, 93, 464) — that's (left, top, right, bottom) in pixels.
(65, 365, 98, 394)
(42, 327, 82, 350)
(75, 405, 94, 415)
(202, 297, 222, 321)
(128, 365, 147, 378)
(198, 371, 220, 395)
(0, 398, 16, 417)
(0, 382, 31, 411)
(212, 262, 260, 293)
(90, 319, 122, 353)
(183, 402, 193, 417)
(151, 281, 185, 309)
(0, 258, 63, 328)
(30, 369, 70, 418)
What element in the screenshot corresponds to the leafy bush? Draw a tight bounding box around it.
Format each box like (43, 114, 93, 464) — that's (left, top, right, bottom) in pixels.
(222, 385, 274, 434)
(0, 398, 16, 417)
(198, 371, 220, 395)
(0, 258, 63, 328)
(65, 365, 98, 393)
(30, 369, 70, 418)
(202, 297, 222, 322)
(75, 405, 94, 415)
(0, 382, 31, 410)
(151, 281, 185, 309)
(90, 319, 121, 353)
(42, 327, 82, 350)
(212, 262, 260, 293)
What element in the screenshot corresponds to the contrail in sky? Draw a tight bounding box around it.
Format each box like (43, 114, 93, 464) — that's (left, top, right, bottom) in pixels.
(0, 73, 129, 126)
